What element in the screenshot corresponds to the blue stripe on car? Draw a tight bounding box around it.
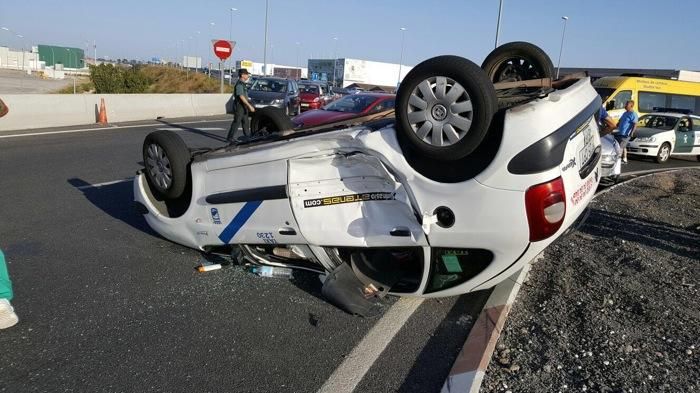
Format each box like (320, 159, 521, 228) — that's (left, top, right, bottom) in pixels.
(218, 201, 263, 244)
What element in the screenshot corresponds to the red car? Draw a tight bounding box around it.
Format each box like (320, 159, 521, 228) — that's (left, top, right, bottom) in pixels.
(292, 93, 395, 128)
(298, 82, 334, 112)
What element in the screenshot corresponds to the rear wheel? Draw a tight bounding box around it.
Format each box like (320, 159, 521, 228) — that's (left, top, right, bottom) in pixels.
(142, 131, 190, 199)
(656, 143, 671, 163)
(251, 106, 295, 134)
(481, 41, 555, 83)
(396, 55, 497, 161)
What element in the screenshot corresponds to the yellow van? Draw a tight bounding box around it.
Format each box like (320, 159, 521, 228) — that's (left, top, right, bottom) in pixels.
(593, 74, 700, 121)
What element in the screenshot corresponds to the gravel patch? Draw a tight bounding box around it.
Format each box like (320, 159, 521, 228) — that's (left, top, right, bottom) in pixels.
(482, 169, 700, 393)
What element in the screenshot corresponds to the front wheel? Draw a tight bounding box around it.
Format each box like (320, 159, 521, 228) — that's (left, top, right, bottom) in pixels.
(395, 55, 497, 161)
(655, 143, 671, 163)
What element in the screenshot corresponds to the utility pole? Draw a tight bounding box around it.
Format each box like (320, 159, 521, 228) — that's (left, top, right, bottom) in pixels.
(263, 0, 269, 75)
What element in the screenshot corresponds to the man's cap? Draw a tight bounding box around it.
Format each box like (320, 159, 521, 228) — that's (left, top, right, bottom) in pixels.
(238, 68, 250, 76)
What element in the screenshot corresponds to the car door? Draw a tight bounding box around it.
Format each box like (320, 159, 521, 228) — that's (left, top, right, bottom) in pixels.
(674, 117, 694, 153)
(288, 81, 299, 110)
(692, 117, 700, 154)
(288, 153, 427, 248)
(203, 158, 307, 245)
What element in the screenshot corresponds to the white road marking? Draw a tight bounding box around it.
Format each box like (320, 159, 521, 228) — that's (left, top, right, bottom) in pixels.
(317, 297, 424, 393)
(155, 127, 224, 131)
(0, 119, 230, 139)
(75, 178, 133, 190)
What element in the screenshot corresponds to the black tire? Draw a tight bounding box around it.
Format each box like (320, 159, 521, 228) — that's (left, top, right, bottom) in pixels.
(481, 41, 555, 83)
(251, 106, 295, 134)
(142, 130, 190, 199)
(655, 142, 671, 163)
(396, 55, 498, 161)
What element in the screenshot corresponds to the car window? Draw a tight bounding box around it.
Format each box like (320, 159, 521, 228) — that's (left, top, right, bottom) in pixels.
(637, 115, 678, 130)
(693, 117, 700, 131)
(250, 79, 287, 93)
(678, 117, 691, 131)
(371, 99, 395, 113)
(324, 95, 377, 113)
(299, 85, 320, 94)
(610, 90, 631, 110)
(639, 91, 668, 113)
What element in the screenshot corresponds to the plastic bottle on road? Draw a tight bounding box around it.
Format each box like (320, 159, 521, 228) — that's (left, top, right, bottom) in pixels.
(248, 265, 293, 279)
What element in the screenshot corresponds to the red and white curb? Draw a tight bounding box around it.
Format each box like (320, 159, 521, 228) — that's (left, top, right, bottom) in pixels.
(441, 253, 542, 393)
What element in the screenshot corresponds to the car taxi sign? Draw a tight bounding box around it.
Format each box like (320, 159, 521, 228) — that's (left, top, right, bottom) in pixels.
(212, 40, 235, 61)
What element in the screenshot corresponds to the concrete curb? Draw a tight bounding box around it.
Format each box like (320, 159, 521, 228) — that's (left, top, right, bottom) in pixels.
(440, 254, 543, 393)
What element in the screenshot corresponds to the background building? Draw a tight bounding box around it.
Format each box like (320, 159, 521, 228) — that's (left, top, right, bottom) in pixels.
(37, 45, 85, 69)
(234, 59, 307, 79)
(308, 58, 412, 89)
(0, 46, 40, 70)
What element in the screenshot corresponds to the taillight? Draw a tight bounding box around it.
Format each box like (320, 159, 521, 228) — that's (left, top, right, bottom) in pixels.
(313, 97, 320, 103)
(525, 177, 566, 242)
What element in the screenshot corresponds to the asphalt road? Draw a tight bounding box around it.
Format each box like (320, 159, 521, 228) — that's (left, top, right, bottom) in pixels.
(0, 117, 490, 393)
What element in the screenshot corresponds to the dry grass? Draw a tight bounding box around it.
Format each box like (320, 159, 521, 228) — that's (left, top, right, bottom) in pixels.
(53, 78, 94, 94)
(140, 66, 233, 94)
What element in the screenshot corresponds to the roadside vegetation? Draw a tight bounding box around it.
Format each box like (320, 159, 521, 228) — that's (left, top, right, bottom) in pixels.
(54, 64, 232, 94)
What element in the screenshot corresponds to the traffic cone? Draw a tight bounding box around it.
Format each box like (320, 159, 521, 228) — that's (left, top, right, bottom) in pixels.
(97, 98, 108, 125)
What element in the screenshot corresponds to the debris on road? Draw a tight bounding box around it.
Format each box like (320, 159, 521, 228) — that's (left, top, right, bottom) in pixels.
(482, 169, 700, 392)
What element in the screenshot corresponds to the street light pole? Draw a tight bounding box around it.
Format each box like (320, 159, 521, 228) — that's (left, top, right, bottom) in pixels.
(263, 0, 269, 75)
(332, 37, 338, 87)
(397, 27, 407, 87)
(495, 0, 504, 48)
(556, 16, 569, 80)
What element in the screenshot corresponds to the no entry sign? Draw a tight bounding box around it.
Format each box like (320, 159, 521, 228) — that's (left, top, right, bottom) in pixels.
(212, 40, 235, 61)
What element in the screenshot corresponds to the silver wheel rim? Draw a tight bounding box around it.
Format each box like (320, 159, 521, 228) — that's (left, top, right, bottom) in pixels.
(407, 76, 473, 147)
(146, 143, 172, 190)
(660, 145, 670, 161)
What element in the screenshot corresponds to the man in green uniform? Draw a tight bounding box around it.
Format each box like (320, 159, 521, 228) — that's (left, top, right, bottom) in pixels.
(227, 68, 256, 142)
(0, 250, 18, 329)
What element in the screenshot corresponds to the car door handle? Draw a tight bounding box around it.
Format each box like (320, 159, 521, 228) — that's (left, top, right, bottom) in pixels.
(278, 227, 297, 236)
(390, 227, 411, 237)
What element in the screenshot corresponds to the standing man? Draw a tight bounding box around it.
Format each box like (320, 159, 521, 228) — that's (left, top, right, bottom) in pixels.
(616, 100, 638, 163)
(0, 250, 18, 329)
(227, 68, 255, 142)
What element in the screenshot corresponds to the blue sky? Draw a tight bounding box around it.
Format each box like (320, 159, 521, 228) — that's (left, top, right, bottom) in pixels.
(1, 0, 699, 69)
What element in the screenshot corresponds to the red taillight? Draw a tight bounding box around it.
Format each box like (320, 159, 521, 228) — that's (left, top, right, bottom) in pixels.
(313, 97, 320, 103)
(525, 177, 566, 242)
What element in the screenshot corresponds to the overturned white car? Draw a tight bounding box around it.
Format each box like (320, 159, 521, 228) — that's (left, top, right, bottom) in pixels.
(134, 42, 601, 314)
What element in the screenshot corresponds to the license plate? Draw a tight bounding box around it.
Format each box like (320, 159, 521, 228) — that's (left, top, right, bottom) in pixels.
(577, 123, 595, 166)
(254, 104, 266, 108)
(301, 103, 309, 107)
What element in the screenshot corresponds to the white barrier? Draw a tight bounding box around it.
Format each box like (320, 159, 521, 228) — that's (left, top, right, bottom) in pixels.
(0, 94, 232, 132)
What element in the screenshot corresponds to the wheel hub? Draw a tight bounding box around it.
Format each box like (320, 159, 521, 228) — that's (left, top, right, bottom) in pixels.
(431, 104, 448, 121)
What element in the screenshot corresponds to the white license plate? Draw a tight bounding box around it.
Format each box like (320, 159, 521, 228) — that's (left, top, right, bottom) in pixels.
(254, 104, 266, 108)
(301, 103, 309, 107)
(577, 123, 595, 166)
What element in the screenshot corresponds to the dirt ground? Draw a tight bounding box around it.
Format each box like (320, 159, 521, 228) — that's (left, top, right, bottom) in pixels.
(482, 169, 700, 393)
(0, 69, 74, 93)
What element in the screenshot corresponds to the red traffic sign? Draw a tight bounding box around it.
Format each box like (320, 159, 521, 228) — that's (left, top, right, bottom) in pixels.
(212, 40, 234, 61)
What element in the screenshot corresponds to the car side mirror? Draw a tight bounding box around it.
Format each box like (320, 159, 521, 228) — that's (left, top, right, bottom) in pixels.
(605, 101, 615, 111)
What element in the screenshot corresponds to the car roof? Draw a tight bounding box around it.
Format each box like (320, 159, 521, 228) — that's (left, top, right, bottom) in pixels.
(646, 112, 700, 119)
(343, 92, 395, 98)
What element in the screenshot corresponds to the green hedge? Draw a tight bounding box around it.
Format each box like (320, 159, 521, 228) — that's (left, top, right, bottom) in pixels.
(89, 64, 150, 93)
